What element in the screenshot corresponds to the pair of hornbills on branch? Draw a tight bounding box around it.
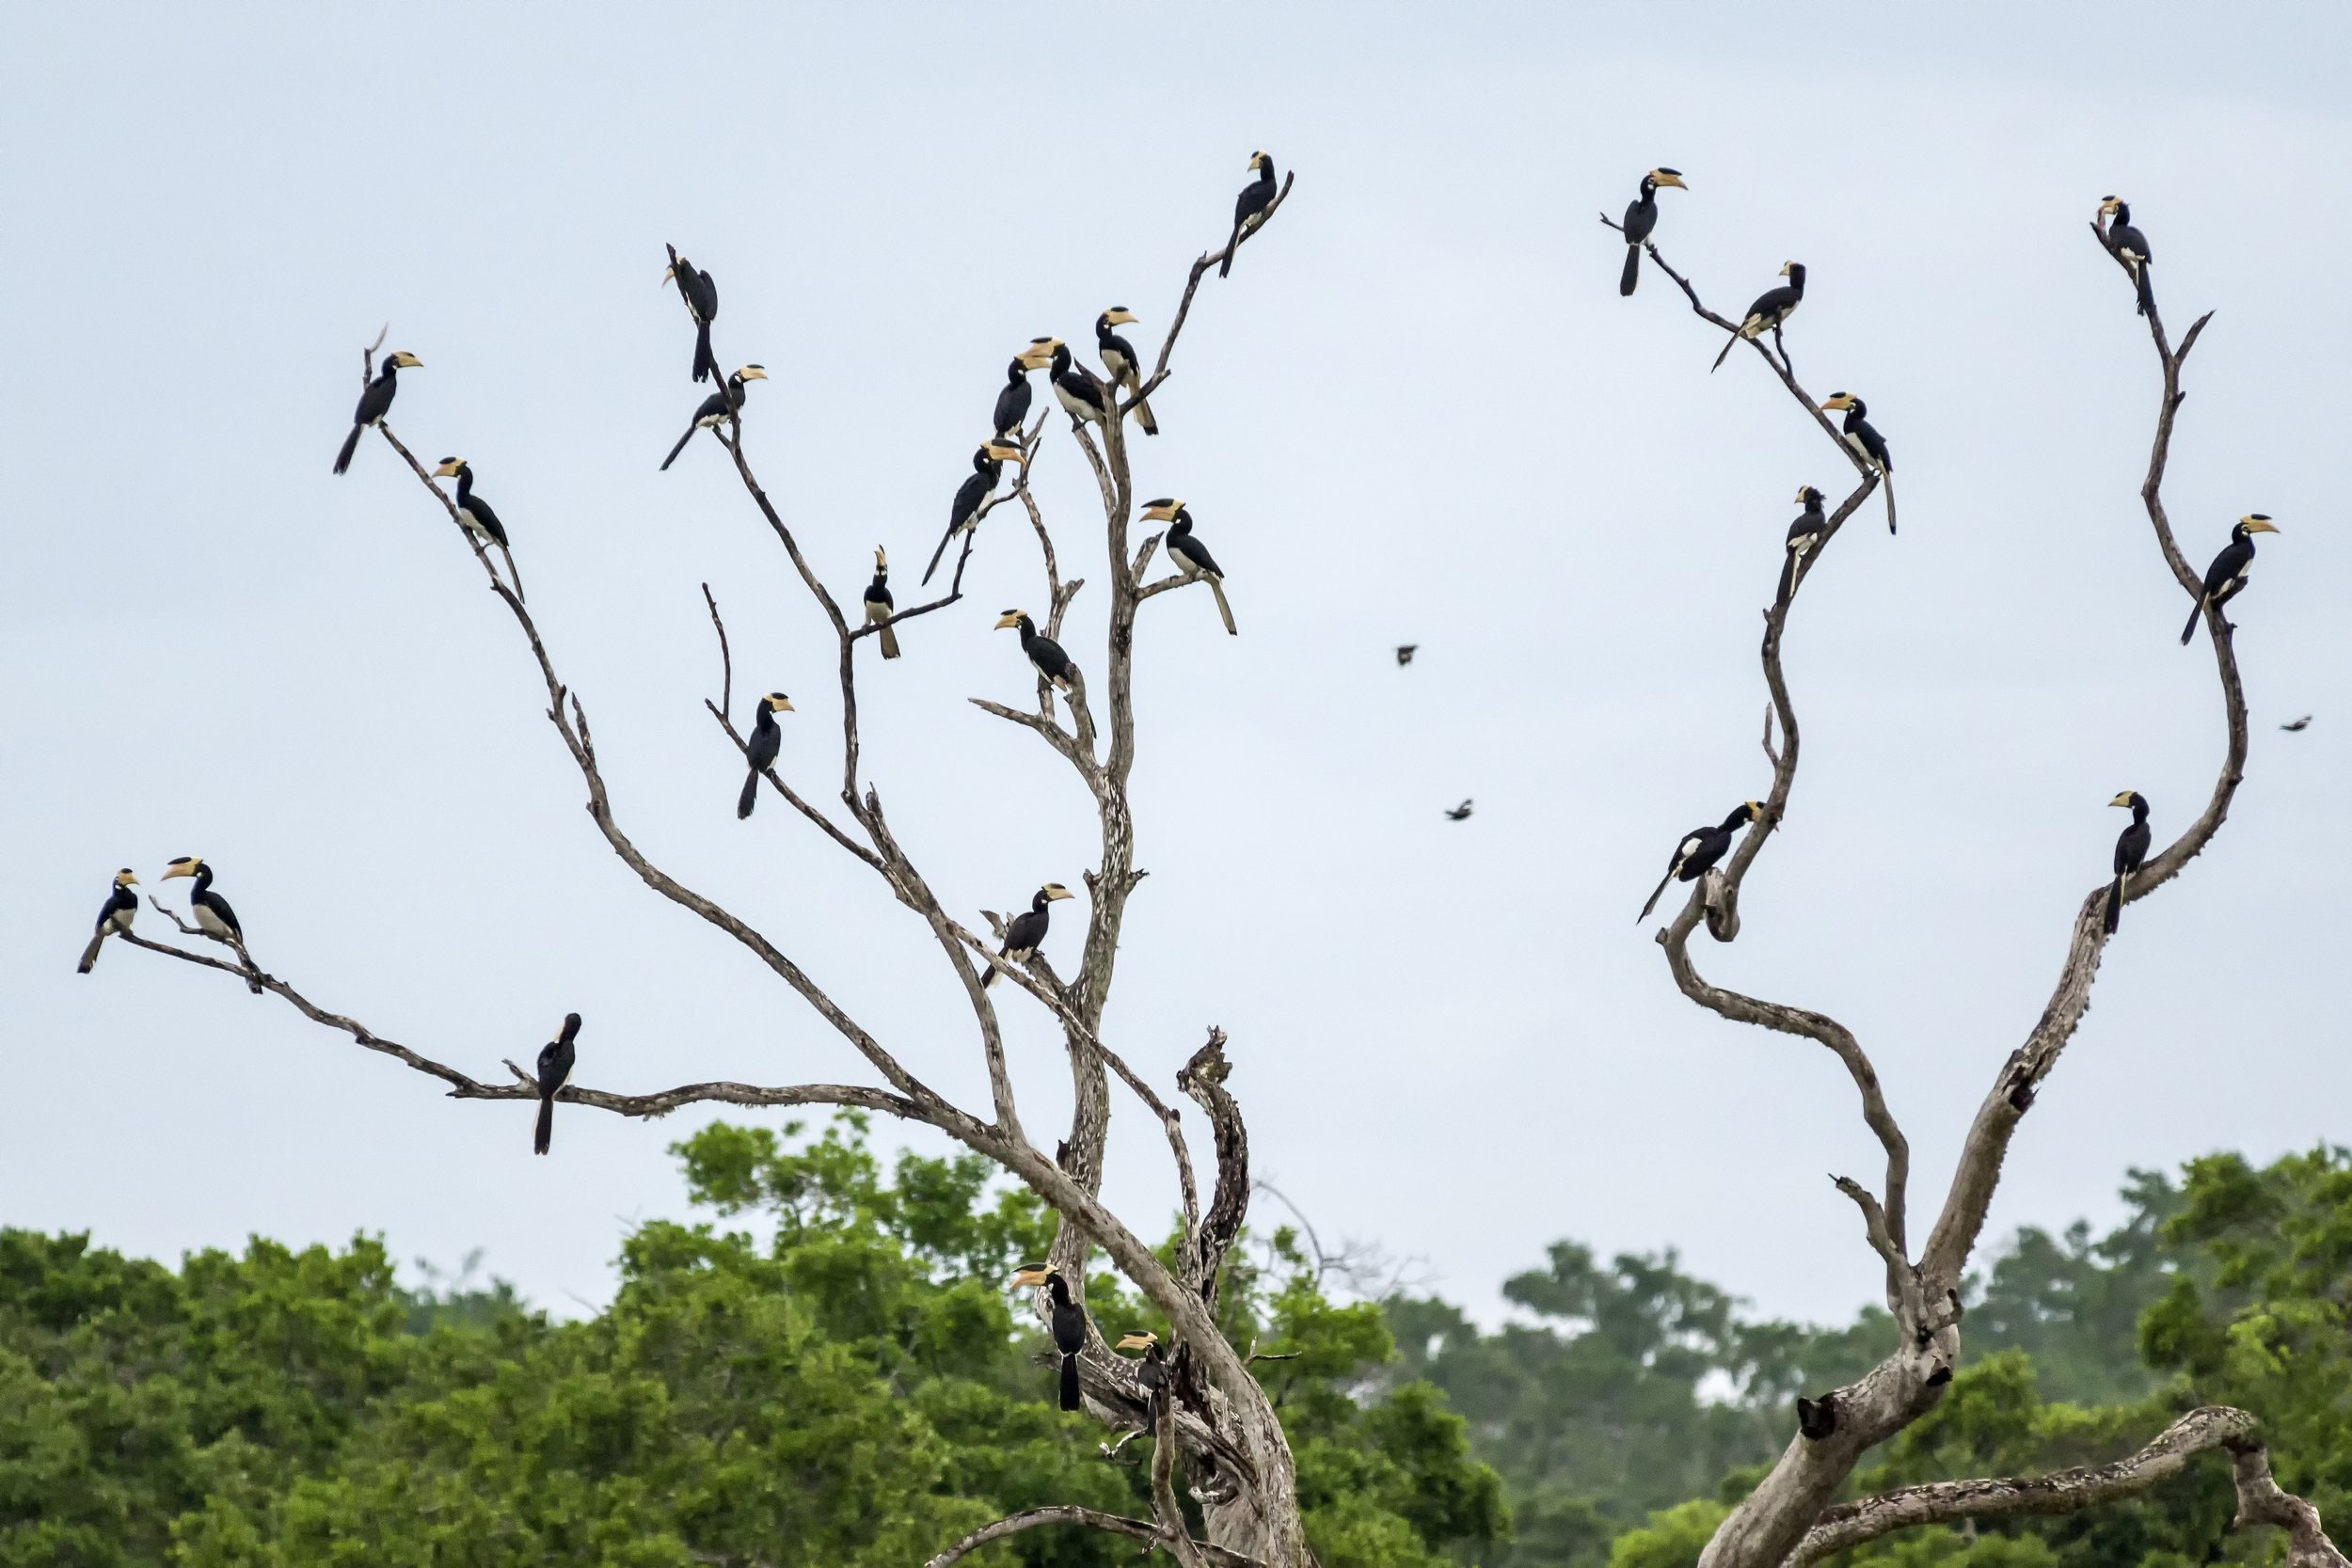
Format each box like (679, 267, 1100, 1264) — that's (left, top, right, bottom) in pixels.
(1008, 1262, 1171, 1417)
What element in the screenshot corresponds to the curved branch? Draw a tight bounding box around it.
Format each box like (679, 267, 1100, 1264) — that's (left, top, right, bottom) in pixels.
(921, 1506, 1259, 1568)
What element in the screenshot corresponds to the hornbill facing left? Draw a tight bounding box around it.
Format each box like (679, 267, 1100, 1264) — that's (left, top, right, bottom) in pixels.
(1619, 166, 1687, 295)
(1222, 151, 1279, 277)
(1820, 392, 1897, 534)
(533, 1012, 580, 1156)
(333, 351, 421, 474)
(2098, 198, 2155, 317)
(2106, 791, 2152, 937)
(661, 365, 768, 471)
(1637, 802, 1765, 921)
(995, 610, 1077, 694)
(1711, 262, 1804, 372)
(2182, 515, 2280, 644)
(1142, 499, 1237, 634)
(1095, 309, 1158, 435)
(1776, 485, 1827, 607)
(1046, 340, 1108, 430)
(663, 247, 720, 382)
(1010, 1262, 1090, 1410)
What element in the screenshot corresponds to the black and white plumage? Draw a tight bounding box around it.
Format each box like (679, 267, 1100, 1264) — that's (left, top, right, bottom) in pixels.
(2105, 791, 2153, 937)
(737, 691, 794, 819)
(2281, 716, 2312, 733)
(661, 365, 768, 471)
(1143, 499, 1236, 635)
(864, 547, 899, 659)
(1095, 308, 1158, 436)
(925, 438, 1024, 586)
(1118, 1331, 1171, 1420)
(533, 1011, 580, 1156)
(2182, 515, 2280, 645)
(75, 868, 138, 974)
(1619, 167, 1687, 295)
(431, 457, 526, 597)
(995, 610, 1077, 694)
(994, 341, 1054, 437)
(985, 883, 1074, 990)
(663, 246, 721, 382)
(1776, 485, 1828, 607)
(1820, 393, 1897, 534)
(1222, 151, 1278, 278)
(1396, 644, 1419, 666)
(2098, 198, 2155, 317)
(332, 350, 421, 474)
(1046, 341, 1108, 429)
(1711, 262, 1805, 372)
(1011, 1262, 1090, 1410)
(162, 856, 261, 991)
(1636, 802, 1765, 922)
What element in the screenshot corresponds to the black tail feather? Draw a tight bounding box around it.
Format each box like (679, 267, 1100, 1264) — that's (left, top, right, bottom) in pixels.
(1883, 473, 1899, 536)
(1638, 870, 1675, 922)
(738, 768, 760, 819)
(2181, 597, 2205, 645)
(1710, 332, 1740, 373)
(2135, 262, 2154, 318)
(1058, 1354, 1081, 1411)
(692, 321, 715, 383)
(1775, 552, 1798, 609)
(77, 933, 105, 974)
(534, 1093, 555, 1155)
(1219, 223, 1243, 278)
(1620, 245, 1642, 296)
(2105, 876, 2125, 936)
(660, 423, 697, 471)
(333, 423, 363, 475)
(922, 528, 957, 587)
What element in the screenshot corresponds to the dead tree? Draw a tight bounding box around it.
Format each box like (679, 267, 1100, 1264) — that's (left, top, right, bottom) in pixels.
(116, 174, 1306, 1567)
(1602, 206, 2345, 1568)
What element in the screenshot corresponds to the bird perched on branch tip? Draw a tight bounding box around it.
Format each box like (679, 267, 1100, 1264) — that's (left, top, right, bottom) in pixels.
(1222, 151, 1278, 277)
(663, 246, 720, 382)
(333, 351, 421, 474)
(2097, 198, 2155, 317)
(1619, 167, 1686, 295)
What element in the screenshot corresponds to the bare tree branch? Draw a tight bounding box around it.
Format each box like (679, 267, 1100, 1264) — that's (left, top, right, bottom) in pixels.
(920, 1506, 1259, 1568)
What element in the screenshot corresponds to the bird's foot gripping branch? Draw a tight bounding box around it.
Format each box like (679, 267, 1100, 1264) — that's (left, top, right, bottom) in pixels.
(1605, 189, 2323, 1568)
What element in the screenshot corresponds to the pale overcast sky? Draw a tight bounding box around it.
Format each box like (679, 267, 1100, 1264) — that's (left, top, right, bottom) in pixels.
(4, 5, 2347, 1330)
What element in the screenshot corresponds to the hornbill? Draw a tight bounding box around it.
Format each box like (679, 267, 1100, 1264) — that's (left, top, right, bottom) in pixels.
(1142, 499, 1236, 634)
(75, 868, 138, 974)
(1095, 308, 1158, 435)
(1119, 1330, 1171, 1419)
(162, 856, 261, 990)
(2098, 197, 2155, 317)
(2106, 791, 2153, 937)
(925, 437, 1024, 586)
(1637, 802, 1765, 921)
(1222, 151, 1279, 277)
(662, 246, 720, 382)
(994, 340, 1054, 437)
(1619, 167, 1687, 295)
(533, 1012, 580, 1156)
(985, 882, 1074, 990)
(1820, 392, 1897, 534)
(2182, 515, 2279, 644)
(1796, 1393, 1839, 1441)
(1011, 1262, 1090, 1410)
(995, 610, 1077, 694)
(1711, 262, 1804, 372)
(863, 546, 899, 658)
(333, 351, 421, 474)
(1046, 340, 1108, 429)
(661, 365, 768, 471)
(737, 692, 794, 818)
(431, 457, 526, 597)
(1776, 485, 1827, 607)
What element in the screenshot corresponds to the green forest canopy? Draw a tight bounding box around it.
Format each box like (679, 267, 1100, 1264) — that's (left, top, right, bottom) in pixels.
(5, 1115, 2346, 1568)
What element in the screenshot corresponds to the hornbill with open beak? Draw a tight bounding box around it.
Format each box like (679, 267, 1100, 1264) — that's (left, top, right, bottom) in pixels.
(1820, 393, 1897, 533)
(162, 856, 261, 990)
(1223, 151, 1279, 277)
(333, 351, 421, 474)
(76, 868, 138, 974)
(661, 365, 767, 471)
(986, 882, 1074, 989)
(1011, 1262, 1090, 1410)
(1776, 485, 1827, 608)
(995, 610, 1077, 694)
(2098, 198, 2155, 317)
(2106, 792, 2152, 936)
(2182, 515, 2280, 644)
(1711, 262, 1804, 372)
(1046, 340, 1108, 430)
(1143, 499, 1237, 634)
(994, 340, 1054, 437)
(1637, 802, 1765, 921)
(864, 547, 899, 658)
(1619, 167, 1687, 295)
(737, 692, 794, 818)
(663, 246, 720, 382)
(534, 1012, 580, 1155)
(432, 457, 526, 597)
(926, 438, 1024, 586)
(1095, 308, 1158, 435)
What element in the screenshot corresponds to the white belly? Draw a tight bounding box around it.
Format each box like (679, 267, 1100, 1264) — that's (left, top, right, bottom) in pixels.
(195, 904, 234, 939)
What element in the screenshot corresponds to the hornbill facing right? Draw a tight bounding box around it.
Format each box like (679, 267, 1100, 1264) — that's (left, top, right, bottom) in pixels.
(2182, 515, 2280, 645)
(661, 365, 768, 471)
(533, 1012, 580, 1156)
(333, 351, 422, 474)
(925, 438, 1024, 586)
(1637, 802, 1765, 921)
(1776, 485, 1827, 607)
(1711, 262, 1804, 372)
(1010, 1262, 1090, 1410)
(985, 883, 1075, 990)
(2106, 791, 2152, 937)
(993, 341, 1055, 437)
(1619, 166, 1687, 295)
(76, 868, 138, 974)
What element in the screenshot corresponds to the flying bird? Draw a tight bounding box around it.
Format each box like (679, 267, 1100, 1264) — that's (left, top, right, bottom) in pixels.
(533, 1012, 580, 1156)
(738, 692, 794, 818)
(2182, 515, 2280, 645)
(2280, 716, 2312, 733)
(76, 868, 138, 974)
(1618, 167, 1686, 295)
(333, 350, 421, 474)
(1395, 644, 1418, 666)
(1445, 800, 1474, 821)
(1222, 151, 1279, 277)
(1711, 262, 1804, 372)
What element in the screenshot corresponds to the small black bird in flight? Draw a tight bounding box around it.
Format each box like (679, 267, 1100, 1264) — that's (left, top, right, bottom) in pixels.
(2105, 791, 2153, 937)
(1396, 645, 1419, 666)
(738, 692, 794, 818)
(2281, 716, 2312, 733)
(986, 883, 1075, 990)
(2097, 198, 2155, 317)
(1619, 166, 1687, 295)
(2183, 515, 2280, 644)
(1712, 262, 1804, 372)
(76, 868, 138, 974)
(1638, 802, 1765, 921)
(534, 1012, 580, 1156)
(1222, 151, 1279, 277)
(663, 246, 720, 382)
(1445, 800, 1474, 821)
(333, 350, 421, 474)
(1011, 1263, 1090, 1410)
